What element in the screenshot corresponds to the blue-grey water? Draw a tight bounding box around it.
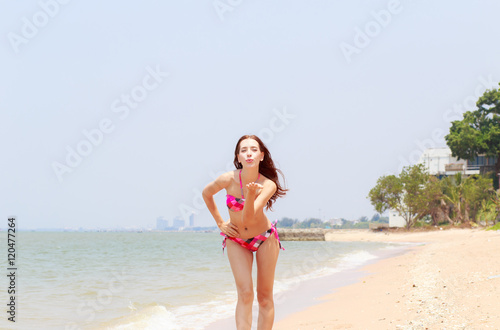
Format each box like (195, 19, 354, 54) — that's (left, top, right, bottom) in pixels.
(0, 231, 405, 329)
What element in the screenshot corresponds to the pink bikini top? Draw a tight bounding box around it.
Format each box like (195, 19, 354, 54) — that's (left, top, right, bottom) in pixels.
(226, 170, 260, 212)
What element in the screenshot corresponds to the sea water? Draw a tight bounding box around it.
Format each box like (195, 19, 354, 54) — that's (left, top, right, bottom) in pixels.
(0, 231, 406, 329)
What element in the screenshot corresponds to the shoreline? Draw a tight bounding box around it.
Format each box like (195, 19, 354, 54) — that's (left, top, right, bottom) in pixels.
(274, 228, 500, 329)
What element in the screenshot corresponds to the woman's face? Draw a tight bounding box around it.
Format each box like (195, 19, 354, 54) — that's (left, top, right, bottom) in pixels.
(238, 138, 264, 168)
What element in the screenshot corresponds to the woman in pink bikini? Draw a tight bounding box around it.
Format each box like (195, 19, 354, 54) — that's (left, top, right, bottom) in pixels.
(203, 134, 287, 330)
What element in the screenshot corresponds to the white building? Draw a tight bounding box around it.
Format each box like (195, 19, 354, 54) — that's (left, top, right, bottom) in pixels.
(417, 147, 477, 176)
(327, 218, 343, 226)
(417, 147, 500, 177)
(389, 210, 406, 228)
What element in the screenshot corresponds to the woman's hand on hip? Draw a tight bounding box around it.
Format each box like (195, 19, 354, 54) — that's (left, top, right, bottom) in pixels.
(219, 220, 240, 237)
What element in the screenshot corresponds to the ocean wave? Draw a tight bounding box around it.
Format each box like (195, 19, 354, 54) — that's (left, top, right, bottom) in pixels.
(102, 292, 237, 330)
(102, 305, 179, 330)
(273, 249, 379, 294)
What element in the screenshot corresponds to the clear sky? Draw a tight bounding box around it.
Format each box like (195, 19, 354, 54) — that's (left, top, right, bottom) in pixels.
(2, 0, 500, 230)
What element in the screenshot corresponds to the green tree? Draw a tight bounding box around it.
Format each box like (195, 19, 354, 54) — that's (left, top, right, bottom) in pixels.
(304, 218, 323, 228)
(441, 173, 465, 224)
(378, 216, 389, 223)
(294, 218, 323, 228)
(477, 190, 500, 225)
(424, 176, 447, 225)
(358, 216, 368, 222)
(353, 221, 369, 229)
(368, 164, 440, 229)
(445, 85, 500, 180)
(477, 199, 499, 225)
(441, 173, 496, 224)
(367, 175, 403, 215)
(277, 217, 297, 228)
(462, 175, 495, 222)
(340, 219, 354, 229)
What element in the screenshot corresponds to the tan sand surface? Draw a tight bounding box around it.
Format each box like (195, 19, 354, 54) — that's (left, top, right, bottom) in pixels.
(274, 228, 500, 329)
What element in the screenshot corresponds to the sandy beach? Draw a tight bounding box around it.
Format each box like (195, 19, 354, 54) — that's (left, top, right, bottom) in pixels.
(274, 228, 500, 329)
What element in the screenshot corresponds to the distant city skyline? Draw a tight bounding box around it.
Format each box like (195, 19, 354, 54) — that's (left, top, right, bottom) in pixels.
(7, 213, 386, 231)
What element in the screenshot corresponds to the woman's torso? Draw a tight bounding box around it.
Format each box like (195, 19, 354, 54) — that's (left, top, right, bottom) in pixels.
(225, 170, 271, 239)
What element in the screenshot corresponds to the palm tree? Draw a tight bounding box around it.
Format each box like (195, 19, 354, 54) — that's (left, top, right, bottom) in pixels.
(441, 173, 465, 224)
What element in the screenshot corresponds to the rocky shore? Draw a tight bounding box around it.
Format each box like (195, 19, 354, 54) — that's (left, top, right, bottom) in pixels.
(277, 228, 326, 241)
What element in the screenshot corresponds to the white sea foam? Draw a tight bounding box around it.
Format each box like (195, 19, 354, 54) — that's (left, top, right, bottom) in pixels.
(105, 306, 178, 329)
(106, 291, 238, 329)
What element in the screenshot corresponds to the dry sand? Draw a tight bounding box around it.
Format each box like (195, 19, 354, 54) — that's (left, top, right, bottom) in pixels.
(274, 228, 500, 330)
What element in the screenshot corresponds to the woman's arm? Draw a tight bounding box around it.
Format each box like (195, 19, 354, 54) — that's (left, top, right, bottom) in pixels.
(242, 180, 277, 224)
(202, 172, 240, 237)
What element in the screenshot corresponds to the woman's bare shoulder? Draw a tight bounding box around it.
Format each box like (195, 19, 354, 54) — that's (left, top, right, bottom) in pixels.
(215, 170, 238, 187)
(260, 174, 277, 189)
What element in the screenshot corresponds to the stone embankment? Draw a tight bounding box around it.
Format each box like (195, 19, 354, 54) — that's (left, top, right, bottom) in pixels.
(277, 228, 325, 241)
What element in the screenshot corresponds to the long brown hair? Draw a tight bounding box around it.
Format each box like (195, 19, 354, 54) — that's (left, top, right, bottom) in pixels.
(233, 135, 287, 210)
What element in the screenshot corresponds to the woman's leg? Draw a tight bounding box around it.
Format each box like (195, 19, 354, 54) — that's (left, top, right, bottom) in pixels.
(226, 239, 255, 330)
(255, 235, 280, 330)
